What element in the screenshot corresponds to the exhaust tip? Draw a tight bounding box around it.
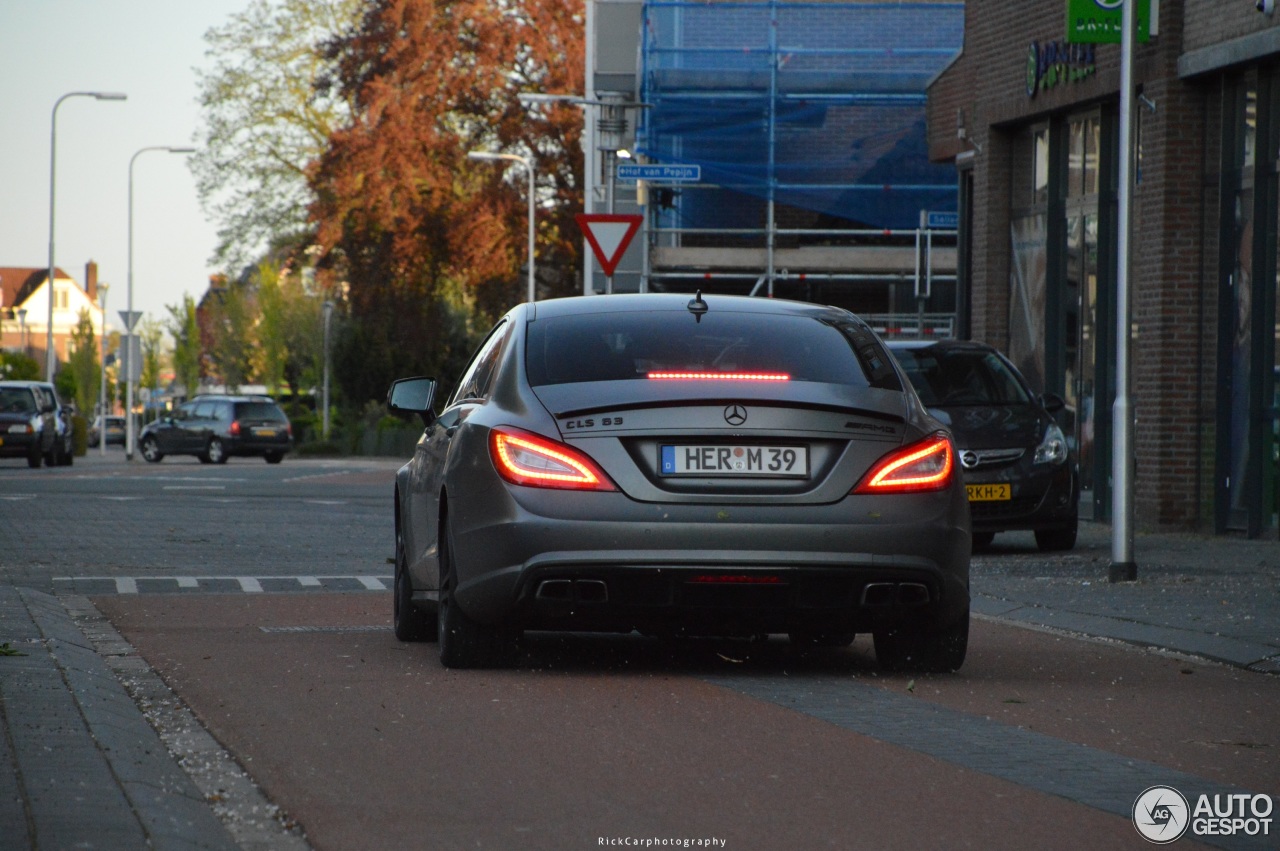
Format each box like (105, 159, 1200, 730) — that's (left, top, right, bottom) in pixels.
(575, 579, 609, 603)
(535, 579, 574, 601)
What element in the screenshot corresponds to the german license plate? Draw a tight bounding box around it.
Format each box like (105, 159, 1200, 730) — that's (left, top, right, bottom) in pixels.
(661, 445, 808, 477)
(966, 483, 1011, 501)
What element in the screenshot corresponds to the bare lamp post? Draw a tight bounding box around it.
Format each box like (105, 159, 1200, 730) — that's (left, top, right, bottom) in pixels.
(322, 300, 334, 441)
(47, 91, 127, 381)
(97, 282, 109, 456)
(125, 145, 195, 460)
(467, 151, 536, 304)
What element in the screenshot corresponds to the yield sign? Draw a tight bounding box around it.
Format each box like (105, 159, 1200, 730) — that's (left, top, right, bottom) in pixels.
(576, 213, 642, 277)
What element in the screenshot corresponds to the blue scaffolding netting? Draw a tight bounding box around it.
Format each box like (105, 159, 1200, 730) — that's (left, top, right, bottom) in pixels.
(638, 1, 964, 231)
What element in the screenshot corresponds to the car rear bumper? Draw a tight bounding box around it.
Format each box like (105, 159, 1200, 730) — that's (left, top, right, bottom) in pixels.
(228, 436, 292, 456)
(0, 433, 41, 456)
(448, 488, 970, 636)
(965, 462, 1077, 533)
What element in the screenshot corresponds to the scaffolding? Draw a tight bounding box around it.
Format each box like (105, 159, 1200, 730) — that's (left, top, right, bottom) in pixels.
(636, 1, 963, 308)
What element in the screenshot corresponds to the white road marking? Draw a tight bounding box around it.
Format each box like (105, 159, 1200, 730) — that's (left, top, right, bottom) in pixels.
(0, 495, 36, 501)
(163, 486, 226, 491)
(51, 576, 394, 594)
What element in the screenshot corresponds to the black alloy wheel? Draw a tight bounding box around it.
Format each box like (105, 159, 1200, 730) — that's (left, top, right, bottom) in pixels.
(394, 525, 437, 642)
(436, 517, 517, 669)
(873, 612, 969, 674)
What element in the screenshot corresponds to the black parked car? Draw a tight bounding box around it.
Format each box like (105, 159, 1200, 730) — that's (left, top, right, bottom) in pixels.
(0, 380, 61, 468)
(139, 395, 293, 464)
(886, 340, 1078, 552)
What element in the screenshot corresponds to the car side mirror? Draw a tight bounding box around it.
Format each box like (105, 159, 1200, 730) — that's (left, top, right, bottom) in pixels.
(387, 376, 437, 427)
(1040, 392, 1066, 414)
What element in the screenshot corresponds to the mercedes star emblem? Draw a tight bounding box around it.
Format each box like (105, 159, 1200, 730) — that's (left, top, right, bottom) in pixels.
(724, 405, 748, 426)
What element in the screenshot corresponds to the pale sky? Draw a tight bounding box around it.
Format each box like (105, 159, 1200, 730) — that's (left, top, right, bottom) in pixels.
(0, 0, 253, 331)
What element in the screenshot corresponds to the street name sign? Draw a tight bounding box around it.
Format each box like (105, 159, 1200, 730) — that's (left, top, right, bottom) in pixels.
(616, 163, 701, 183)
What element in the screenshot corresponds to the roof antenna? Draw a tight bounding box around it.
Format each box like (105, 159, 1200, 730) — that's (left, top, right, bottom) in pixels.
(687, 289, 708, 323)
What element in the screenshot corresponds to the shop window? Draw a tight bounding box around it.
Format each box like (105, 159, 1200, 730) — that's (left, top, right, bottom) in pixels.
(1033, 127, 1050, 207)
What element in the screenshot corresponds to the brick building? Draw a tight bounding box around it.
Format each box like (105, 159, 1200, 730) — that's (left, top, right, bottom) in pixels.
(927, 2, 1280, 536)
(1, 261, 108, 371)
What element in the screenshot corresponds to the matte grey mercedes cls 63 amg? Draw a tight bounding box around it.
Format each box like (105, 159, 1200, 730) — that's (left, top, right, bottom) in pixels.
(388, 293, 971, 671)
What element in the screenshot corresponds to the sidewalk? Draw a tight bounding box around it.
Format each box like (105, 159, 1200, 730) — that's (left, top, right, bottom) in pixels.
(0, 517, 1277, 848)
(970, 521, 1280, 674)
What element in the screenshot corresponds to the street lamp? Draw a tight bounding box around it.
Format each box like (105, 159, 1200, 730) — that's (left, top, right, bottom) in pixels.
(97, 283, 109, 456)
(125, 145, 195, 460)
(47, 91, 127, 381)
(322, 300, 334, 441)
(467, 151, 536, 304)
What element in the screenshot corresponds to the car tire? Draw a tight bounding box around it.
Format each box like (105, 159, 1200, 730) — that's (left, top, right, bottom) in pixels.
(394, 526, 437, 642)
(27, 447, 42, 468)
(437, 518, 516, 669)
(141, 436, 164, 463)
(1034, 522, 1077, 552)
(206, 438, 228, 465)
(970, 532, 995, 551)
(873, 612, 968, 674)
(264, 451, 284, 464)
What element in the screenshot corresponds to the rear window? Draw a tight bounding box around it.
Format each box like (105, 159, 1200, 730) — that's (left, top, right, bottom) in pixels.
(234, 402, 288, 421)
(526, 311, 900, 390)
(892, 348, 1031, 406)
(0, 387, 37, 414)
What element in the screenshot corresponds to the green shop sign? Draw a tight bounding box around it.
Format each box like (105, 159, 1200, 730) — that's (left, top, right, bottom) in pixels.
(1066, 0, 1153, 44)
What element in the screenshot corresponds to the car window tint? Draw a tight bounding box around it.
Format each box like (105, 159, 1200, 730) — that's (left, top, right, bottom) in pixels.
(0, 388, 36, 413)
(235, 402, 287, 421)
(450, 320, 511, 405)
(894, 349, 1031, 406)
(525, 311, 897, 389)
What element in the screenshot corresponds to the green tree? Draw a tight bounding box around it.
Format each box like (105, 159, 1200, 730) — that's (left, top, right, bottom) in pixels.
(193, 0, 362, 272)
(138, 318, 166, 400)
(167, 294, 203, 400)
(0, 351, 40, 380)
(206, 282, 257, 392)
(67, 308, 99, 415)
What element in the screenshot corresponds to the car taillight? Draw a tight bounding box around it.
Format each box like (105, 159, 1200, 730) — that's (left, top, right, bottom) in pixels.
(230, 420, 242, 436)
(853, 432, 954, 494)
(489, 427, 616, 491)
(647, 372, 789, 382)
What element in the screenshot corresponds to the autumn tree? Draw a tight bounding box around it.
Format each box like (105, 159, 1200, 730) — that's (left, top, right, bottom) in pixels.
(193, 0, 363, 272)
(310, 0, 586, 406)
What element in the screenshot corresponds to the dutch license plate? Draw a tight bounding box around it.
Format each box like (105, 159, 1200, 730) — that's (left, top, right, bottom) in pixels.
(660, 445, 808, 477)
(966, 483, 1011, 501)
(255, 428, 277, 438)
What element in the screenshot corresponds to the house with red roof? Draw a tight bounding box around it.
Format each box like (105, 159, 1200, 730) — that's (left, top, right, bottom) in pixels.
(1, 261, 108, 370)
